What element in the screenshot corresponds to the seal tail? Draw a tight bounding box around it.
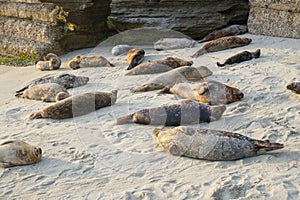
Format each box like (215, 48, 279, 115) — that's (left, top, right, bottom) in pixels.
(28, 112, 43, 120)
(157, 86, 171, 94)
(116, 115, 133, 125)
(216, 62, 225, 67)
(191, 49, 206, 58)
(254, 140, 284, 152)
(15, 92, 23, 98)
(16, 86, 28, 93)
(108, 62, 115, 67)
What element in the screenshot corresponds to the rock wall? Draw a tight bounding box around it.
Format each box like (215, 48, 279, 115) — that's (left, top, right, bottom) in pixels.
(108, 0, 250, 39)
(248, 0, 300, 39)
(0, 0, 111, 60)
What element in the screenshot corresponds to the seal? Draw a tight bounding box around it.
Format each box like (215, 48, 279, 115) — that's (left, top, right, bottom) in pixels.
(29, 90, 117, 119)
(112, 45, 133, 56)
(68, 55, 114, 70)
(131, 66, 212, 92)
(191, 36, 252, 58)
(116, 99, 226, 126)
(153, 126, 284, 161)
(126, 57, 193, 75)
(286, 82, 300, 94)
(16, 73, 89, 94)
(36, 53, 61, 71)
(217, 49, 261, 67)
(154, 38, 196, 51)
(15, 83, 70, 102)
(158, 80, 244, 105)
(127, 49, 145, 70)
(198, 25, 248, 43)
(0, 140, 42, 168)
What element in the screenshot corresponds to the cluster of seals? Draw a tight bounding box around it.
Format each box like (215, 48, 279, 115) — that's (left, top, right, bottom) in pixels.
(217, 49, 261, 67)
(198, 25, 248, 43)
(0, 140, 42, 168)
(154, 38, 197, 51)
(15, 83, 70, 102)
(131, 66, 212, 92)
(29, 90, 117, 119)
(68, 55, 114, 70)
(158, 80, 244, 105)
(191, 36, 252, 58)
(125, 57, 193, 75)
(16, 73, 89, 94)
(112, 45, 134, 56)
(286, 82, 300, 94)
(36, 53, 61, 71)
(153, 126, 284, 161)
(127, 49, 145, 70)
(116, 99, 226, 126)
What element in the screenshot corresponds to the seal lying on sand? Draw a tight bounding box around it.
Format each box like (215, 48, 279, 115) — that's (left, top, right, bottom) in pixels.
(217, 49, 261, 67)
(0, 140, 42, 168)
(36, 53, 61, 71)
(127, 49, 145, 70)
(154, 126, 284, 161)
(29, 90, 117, 119)
(112, 45, 133, 56)
(131, 66, 212, 92)
(158, 80, 244, 105)
(116, 100, 226, 126)
(198, 25, 248, 43)
(191, 36, 252, 58)
(16, 73, 89, 94)
(126, 57, 193, 75)
(15, 83, 70, 102)
(286, 82, 300, 94)
(154, 38, 196, 51)
(68, 55, 114, 69)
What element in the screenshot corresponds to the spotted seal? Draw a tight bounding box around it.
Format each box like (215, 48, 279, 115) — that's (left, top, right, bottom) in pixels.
(36, 53, 61, 71)
(198, 25, 248, 43)
(15, 83, 70, 102)
(158, 80, 244, 105)
(29, 90, 117, 119)
(116, 100, 226, 126)
(68, 55, 114, 70)
(0, 140, 42, 168)
(154, 126, 284, 161)
(287, 82, 300, 94)
(126, 57, 193, 75)
(217, 49, 261, 67)
(191, 36, 252, 58)
(127, 49, 145, 70)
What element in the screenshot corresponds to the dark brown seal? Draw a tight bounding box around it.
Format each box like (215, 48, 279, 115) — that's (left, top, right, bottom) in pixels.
(191, 36, 252, 58)
(287, 82, 300, 94)
(154, 126, 284, 161)
(127, 49, 145, 70)
(217, 49, 261, 67)
(29, 90, 117, 119)
(116, 100, 226, 126)
(198, 25, 248, 43)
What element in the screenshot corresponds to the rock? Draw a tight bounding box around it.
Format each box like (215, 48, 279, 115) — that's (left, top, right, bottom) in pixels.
(248, 0, 300, 39)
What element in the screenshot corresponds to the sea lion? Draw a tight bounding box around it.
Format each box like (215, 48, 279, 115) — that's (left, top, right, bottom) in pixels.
(29, 90, 117, 119)
(16, 73, 89, 94)
(127, 49, 145, 70)
(68, 55, 114, 70)
(217, 49, 261, 67)
(126, 57, 193, 75)
(112, 45, 133, 56)
(36, 53, 61, 71)
(198, 25, 248, 43)
(191, 36, 252, 58)
(158, 80, 244, 105)
(0, 140, 42, 168)
(154, 38, 197, 51)
(153, 126, 284, 161)
(286, 82, 300, 94)
(131, 66, 212, 92)
(15, 83, 70, 102)
(116, 100, 226, 126)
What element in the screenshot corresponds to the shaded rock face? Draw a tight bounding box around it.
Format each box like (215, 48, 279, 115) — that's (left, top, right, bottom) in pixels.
(108, 0, 250, 39)
(248, 0, 300, 39)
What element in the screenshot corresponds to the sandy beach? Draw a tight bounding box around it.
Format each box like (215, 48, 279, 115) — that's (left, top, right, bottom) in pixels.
(0, 33, 299, 199)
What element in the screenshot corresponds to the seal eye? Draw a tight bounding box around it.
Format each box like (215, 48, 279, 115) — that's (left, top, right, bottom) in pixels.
(34, 147, 42, 156)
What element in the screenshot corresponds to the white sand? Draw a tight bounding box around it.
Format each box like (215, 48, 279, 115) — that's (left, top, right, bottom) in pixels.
(0, 34, 299, 199)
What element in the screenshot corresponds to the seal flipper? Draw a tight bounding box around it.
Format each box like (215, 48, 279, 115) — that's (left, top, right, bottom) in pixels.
(216, 62, 225, 67)
(252, 49, 261, 58)
(28, 112, 43, 120)
(191, 49, 207, 58)
(16, 86, 29, 93)
(157, 86, 172, 94)
(254, 140, 284, 152)
(116, 115, 133, 125)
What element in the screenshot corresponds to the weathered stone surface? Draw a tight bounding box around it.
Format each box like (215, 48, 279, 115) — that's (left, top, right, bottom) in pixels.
(108, 0, 249, 39)
(248, 0, 300, 39)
